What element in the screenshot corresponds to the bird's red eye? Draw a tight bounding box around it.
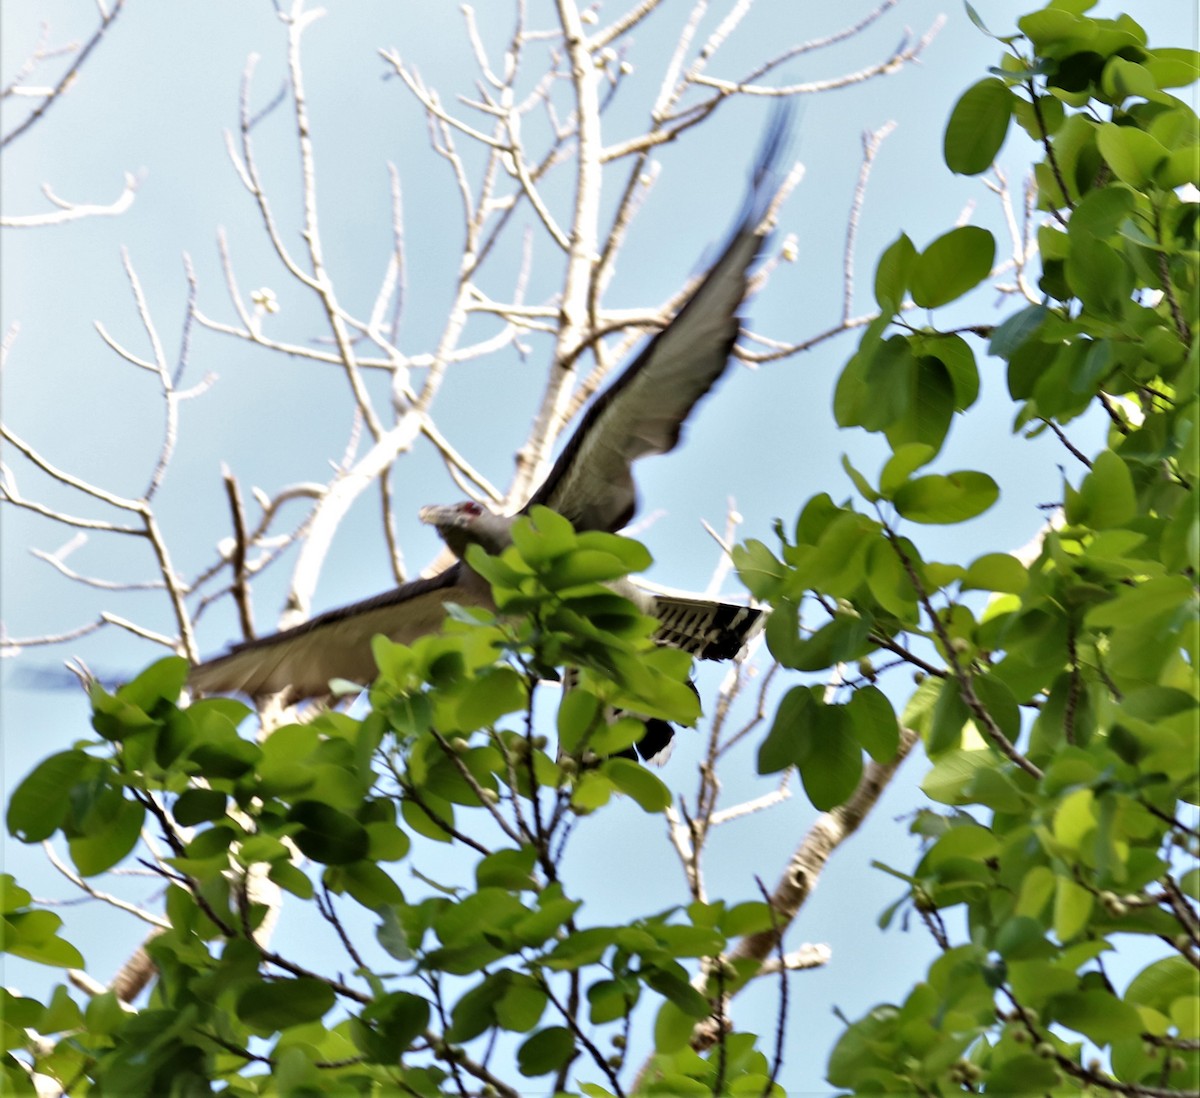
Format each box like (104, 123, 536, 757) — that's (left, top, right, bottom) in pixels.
(462, 502, 483, 516)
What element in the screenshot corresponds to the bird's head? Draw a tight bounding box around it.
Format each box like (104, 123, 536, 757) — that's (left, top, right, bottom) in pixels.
(418, 501, 515, 559)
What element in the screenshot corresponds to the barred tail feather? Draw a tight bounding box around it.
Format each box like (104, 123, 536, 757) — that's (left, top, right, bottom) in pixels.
(651, 596, 764, 661)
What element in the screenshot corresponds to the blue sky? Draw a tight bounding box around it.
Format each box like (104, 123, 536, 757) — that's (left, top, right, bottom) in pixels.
(3, 0, 1196, 1091)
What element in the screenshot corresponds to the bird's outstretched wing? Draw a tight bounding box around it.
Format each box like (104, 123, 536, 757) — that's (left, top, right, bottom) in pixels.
(188, 564, 491, 700)
(525, 106, 791, 533)
(189, 108, 789, 703)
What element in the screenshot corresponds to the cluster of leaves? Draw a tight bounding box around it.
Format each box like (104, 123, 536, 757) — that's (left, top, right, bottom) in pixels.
(4, 513, 784, 1096)
(736, 2, 1200, 1094)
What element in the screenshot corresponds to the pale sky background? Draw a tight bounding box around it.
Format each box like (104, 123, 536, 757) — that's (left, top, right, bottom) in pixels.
(2, 1, 1196, 1093)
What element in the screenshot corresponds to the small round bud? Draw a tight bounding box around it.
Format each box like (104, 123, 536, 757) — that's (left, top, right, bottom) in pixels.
(251, 287, 280, 314)
(532, 735, 548, 750)
(581, 8, 598, 23)
(619, 61, 633, 75)
(1102, 893, 1128, 917)
(480, 788, 500, 805)
(781, 237, 799, 262)
(611, 1035, 626, 1050)
(1035, 1042, 1056, 1059)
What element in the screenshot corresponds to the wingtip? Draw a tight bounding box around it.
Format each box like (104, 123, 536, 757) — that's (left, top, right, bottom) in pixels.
(737, 99, 798, 238)
(753, 99, 797, 189)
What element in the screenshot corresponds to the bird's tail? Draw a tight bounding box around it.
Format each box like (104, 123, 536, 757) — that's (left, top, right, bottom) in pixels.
(651, 595, 764, 661)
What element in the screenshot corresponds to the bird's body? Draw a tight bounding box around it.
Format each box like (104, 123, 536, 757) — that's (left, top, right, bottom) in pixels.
(190, 109, 789, 715)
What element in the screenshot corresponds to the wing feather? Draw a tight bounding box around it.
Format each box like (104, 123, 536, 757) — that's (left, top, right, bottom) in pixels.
(527, 107, 791, 532)
(189, 564, 492, 700)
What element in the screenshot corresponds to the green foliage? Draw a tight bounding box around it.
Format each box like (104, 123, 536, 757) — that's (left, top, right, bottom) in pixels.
(747, 2, 1200, 1093)
(5, 516, 781, 1094)
(6, 3, 1198, 1095)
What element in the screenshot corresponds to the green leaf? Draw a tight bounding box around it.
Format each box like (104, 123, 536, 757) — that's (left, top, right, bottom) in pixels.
(963, 552, 1028, 594)
(841, 454, 879, 502)
(1066, 449, 1136, 529)
(557, 689, 600, 755)
(1053, 989, 1146, 1045)
(287, 801, 370, 865)
(402, 793, 455, 842)
(910, 226, 996, 308)
(1053, 875, 1094, 941)
(516, 1026, 575, 1076)
(601, 758, 671, 813)
(758, 686, 813, 773)
(929, 681, 970, 757)
(456, 666, 527, 728)
(913, 333, 980, 412)
(874, 232, 917, 308)
(944, 77, 1014, 174)
(1125, 956, 1197, 1014)
(543, 548, 644, 589)
(269, 861, 314, 899)
(236, 977, 335, 1031)
(0, 876, 32, 914)
(1013, 93, 1065, 139)
(2, 909, 85, 968)
(848, 685, 901, 762)
(358, 990, 430, 1056)
(7, 751, 95, 843)
(1065, 233, 1133, 319)
(1096, 121, 1169, 187)
(797, 702, 863, 811)
(68, 795, 144, 877)
(654, 999, 700, 1053)
(376, 906, 412, 961)
(476, 847, 538, 891)
(511, 505, 576, 562)
(866, 537, 920, 620)
(788, 612, 874, 672)
(731, 539, 787, 600)
(893, 471, 999, 524)
(495, 975, 548, 1033)
(987, 1055, 1062, 1094)
(972, 673, 1021, 744)
(1145, 47, 1200, 89)
(117, 656, 189, 711)
(989, 303, 1047, 359)
(880, 443, 936, 495)
(884, 354, 956, 454)
(588, 978, 638, 1024)
(172, 788, 228, 827)
(337, 860, 404, 910)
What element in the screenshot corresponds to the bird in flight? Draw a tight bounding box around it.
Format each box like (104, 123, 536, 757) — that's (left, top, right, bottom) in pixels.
(190, 109, 790, 745)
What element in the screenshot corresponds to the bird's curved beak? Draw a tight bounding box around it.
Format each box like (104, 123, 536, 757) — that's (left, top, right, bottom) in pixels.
(418, 504, 451, 527)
